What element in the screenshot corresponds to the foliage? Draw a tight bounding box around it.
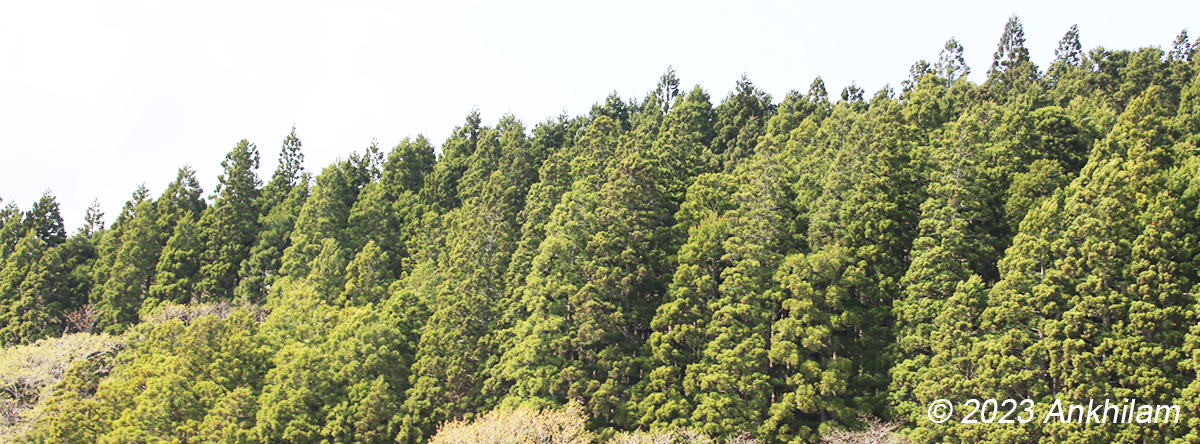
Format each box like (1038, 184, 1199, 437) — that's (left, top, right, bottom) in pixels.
(2, 18, 1200, 444)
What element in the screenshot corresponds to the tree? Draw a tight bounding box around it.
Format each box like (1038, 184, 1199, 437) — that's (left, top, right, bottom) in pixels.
(236, 176, 309, 304)
(92, 196, 161, 331)
(256, 304, 410, 444)
(986, 15, 1040, 100)
(399, 118, 544, 444)
(196, 140, 262, 301)
(338, 241, 392, 307)
(0, 199, 23, 258)
(713, 75, 774, 168)
(1168, 29, 1192, 63)
(934, 38, 969, 84)
(418, 111, 484, 214)
(688, 151, 798, 441)
(23, 191, 66, 248)
(261, 126, 305, 213)
(0, 231, 45, 345)
(990, 15, 1032, 77)
(79, 199, 105, 238)
(1054, 25, 1083, 67)
(280, 163, 354, 285)
(839, 82, 864, 104)
(148, 214, 204, 306)
(308, 238, 349, 302)
(489, 119, 673, 435)
(155, 166, 207, 229)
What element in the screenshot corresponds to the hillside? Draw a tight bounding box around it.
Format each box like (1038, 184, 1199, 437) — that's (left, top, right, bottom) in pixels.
(2, 17, 1200, 443)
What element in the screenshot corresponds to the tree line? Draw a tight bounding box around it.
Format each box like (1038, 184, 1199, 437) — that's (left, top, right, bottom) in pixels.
(3, 15, 1200, 444)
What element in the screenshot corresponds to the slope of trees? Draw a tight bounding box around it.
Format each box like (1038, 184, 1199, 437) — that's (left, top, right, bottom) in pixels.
(2, 17, 1200, 444)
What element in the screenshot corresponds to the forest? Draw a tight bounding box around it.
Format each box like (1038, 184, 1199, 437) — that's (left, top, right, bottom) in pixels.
(2, 16, 1200, 444)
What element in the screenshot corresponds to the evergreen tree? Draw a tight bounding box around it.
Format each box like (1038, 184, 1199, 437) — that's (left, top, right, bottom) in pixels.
(1168, 29, 1192, 63)
(687, 151, 798, 441)
(0, 231, 45, 345)
(236, 127, 307, 302)
(80, 199, 105, 238)
(262, 126, 305, 212)
(308, 237, 349, 302)
(935, 38, 970, 84)
(155, 166, 207, 229)
(236, 175, 309, 303)
(1054, 25, 1084, 67)
(986, 15, 1040, 100)
(889, 136, 989, 439)
(419, 111, 484, 214)
(93, 195, 161, 331)
(398, 118, 540, 444)
(148, 214, 204, 305)
(197, 140, 262, 301)
(256, 303, 410, 444)
(0, 199, 23, 258)
(490, 119, 673, 434)
(23, 191, 66, 247)
(338, 240, 392, 307)
(637, 208, 732, 430)
(840, 82, 865, 104)
(713, 75, 774, 168)
(280, 163, 354, 285)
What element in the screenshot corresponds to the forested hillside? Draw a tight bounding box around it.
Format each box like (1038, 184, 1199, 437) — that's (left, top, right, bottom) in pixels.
(3, 17, 1200, 443)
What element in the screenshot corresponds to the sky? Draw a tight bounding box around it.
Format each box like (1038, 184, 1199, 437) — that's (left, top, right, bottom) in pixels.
(0, 0, 1197, 229)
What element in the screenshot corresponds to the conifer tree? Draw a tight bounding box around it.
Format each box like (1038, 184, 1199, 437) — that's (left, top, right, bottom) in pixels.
(80, 198, 105, 238)
(935, 38, 970, 85)
(262, 126, 305, 212)
(490, 119, 672, 434)
(280, 163, 354, 284)
(789, 97, 921, 439)
(155, 166, 207, 229)
(23, 191, 66, 248)
(1054, 25, 1084, 67)
(148, 214, 203, 305)
(308, 237, 349, 302)
(890, 134, 989, 438)
(1169, 29, 1192, 63)
(339, 240, 392, 307)
(398, 118, 539, 444)
(233, 129, 308, 302)
(0, 231, 45, 344)
(418, 111, 483, 214)
(18, 231, 96, 336)
(637, 209, 732, 430)
(236, 176, 309, 303)
(0, 200, 25, 259)
(713, 75, 774, 168)
(93, 196, 161, 331)
(197, 140, 262, 300)
(986, 15, 1040, 100)
(257, 304, 410, 444)
(687, 150, 797, 440)
(653, 85, 718, 203)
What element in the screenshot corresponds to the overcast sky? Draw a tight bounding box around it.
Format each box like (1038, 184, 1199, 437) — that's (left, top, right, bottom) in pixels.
(1, 0, 1197, 228)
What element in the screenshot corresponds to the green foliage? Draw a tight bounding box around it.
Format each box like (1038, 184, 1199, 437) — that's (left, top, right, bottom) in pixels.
(197, 140, 263, 301)
(0, 332, 123, 441)
(7, 28, 1200, 444)
(279, 162, 355, 283)
(236, 129, 309, 304)
(148, 213, 203, 306)
(23, 192, 66, 248)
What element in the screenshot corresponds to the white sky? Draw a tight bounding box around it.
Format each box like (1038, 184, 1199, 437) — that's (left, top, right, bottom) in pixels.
(1, 0, 1197, 229)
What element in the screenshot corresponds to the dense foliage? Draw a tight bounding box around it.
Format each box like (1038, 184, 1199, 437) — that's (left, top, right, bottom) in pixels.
(3, 18, 1200, 443)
